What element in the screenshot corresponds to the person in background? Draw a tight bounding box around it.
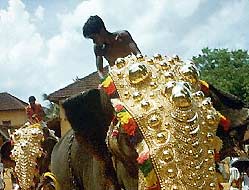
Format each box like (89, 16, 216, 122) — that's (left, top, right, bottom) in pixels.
(0, 162, 4, 190)
(26, 96, 45, 124)
(82, 15, 141, 79)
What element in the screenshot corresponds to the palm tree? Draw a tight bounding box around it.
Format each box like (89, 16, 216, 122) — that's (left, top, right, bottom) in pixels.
(42, 93, 60, 121)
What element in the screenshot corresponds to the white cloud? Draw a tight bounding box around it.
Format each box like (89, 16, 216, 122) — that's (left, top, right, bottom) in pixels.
(0, 0, 46, 102)
(179, 0, 249, 58)
(171, 0, 204, 18)
(34, 5, 44, 20)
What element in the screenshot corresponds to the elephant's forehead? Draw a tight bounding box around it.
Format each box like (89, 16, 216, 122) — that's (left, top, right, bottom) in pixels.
(109, 54, 221, 189)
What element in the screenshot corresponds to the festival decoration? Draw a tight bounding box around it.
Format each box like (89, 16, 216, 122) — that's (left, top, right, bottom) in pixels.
(108, 54, 222, 189)
(218, 112, 231, 131)
(200, 80, 231, 131)
(114, 104, 138, 136)
(112, 101, 159, 189)
(10, 123, 44, 190)
(101, 75, 116, 95)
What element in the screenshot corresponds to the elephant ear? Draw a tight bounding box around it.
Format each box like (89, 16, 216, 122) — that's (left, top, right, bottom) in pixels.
(62, 88, 114, 158)
(208, 83, 249, 159)
(208, 83, 249, 128)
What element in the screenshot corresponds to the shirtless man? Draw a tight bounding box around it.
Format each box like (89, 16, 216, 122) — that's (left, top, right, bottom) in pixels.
(83, 15, 141, 79)
(26, 96, 45, 124)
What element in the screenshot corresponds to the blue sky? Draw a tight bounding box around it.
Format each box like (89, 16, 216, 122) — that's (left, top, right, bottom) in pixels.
(0, 0, 249, 106)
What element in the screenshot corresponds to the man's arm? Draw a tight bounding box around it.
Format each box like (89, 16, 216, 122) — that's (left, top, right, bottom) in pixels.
(26, 106, 32, 121)
(96, 55, 104, 79)
(94, 45, 105, 79)
(129, 41, 141, 55)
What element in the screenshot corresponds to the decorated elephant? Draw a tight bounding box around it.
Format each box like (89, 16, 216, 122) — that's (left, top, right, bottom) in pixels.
(0, 124, 58, 190)
(48, 54, 249, 190)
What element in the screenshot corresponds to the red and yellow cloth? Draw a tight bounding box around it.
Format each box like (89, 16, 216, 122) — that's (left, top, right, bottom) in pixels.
(100, 76, 117, 96)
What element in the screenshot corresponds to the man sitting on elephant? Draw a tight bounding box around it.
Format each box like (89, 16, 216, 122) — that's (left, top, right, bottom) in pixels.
(82, 15, 141, 79)
(26, 96, 45, 124)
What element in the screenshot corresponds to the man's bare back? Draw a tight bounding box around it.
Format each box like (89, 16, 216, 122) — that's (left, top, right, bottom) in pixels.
(83, 16, 141, 79)
(94, 31, 140, 66)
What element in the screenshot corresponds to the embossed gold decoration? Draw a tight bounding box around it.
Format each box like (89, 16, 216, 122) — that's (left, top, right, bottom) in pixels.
(10, 123, 44, 190)
(109, 54, 221, 190)
(128, 62, 151, 84)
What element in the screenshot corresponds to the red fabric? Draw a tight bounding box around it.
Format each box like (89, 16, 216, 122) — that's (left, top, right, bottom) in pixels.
(145, 183, 160, 190)
(103, 82, 116, 96)
(122, 119, 138, 136)
(26, 103, 44, 123)
(220, 116, 231, 131)
(214, 150, 221, 162)
(200, 83, 210, 96)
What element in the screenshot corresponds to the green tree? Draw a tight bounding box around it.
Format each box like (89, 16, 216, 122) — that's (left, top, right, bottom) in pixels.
(192, 48, 249, 103)
(42, 93, 60, 121)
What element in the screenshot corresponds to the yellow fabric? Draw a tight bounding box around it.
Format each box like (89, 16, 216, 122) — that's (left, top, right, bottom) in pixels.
(43, 172, 60, 190)
(144, 170, 157, 187)
(117, 111, 131, 124)
(102, 76, 112, 87)
(217, 111, 226, 120)
(199, 79, 209, 88)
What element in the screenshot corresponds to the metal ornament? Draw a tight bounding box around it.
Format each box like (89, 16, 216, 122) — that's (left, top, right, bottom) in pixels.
(109, 54, 221, 190)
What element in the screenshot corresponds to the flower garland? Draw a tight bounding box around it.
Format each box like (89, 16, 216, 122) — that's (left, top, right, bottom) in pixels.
(114, 103, 159, 189)
(114, 104, 138, 136)
(137, 151, 159, 189)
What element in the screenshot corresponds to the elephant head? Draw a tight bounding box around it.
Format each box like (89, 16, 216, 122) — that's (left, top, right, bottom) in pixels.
(50, 89, 122, 190)
(0, 125, 58, 190)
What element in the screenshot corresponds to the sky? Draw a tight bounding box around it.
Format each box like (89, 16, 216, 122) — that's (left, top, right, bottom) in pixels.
(0, 0, 249, 106)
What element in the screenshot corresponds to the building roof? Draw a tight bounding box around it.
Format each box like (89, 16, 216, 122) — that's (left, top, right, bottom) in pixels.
(0, 92, 28, 111)
(48, 67, 108, 103)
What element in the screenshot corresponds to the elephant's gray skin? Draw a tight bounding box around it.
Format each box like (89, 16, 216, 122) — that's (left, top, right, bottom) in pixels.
(50, 89, 139, 190)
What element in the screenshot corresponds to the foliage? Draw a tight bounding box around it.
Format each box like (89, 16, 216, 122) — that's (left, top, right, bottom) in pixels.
(192, 48, 249, 103)
(42, 93, 60, 121)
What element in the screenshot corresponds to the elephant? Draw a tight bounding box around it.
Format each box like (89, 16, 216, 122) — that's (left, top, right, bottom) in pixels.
(0, 126, 58, 190)
(50, 54, 249, 190)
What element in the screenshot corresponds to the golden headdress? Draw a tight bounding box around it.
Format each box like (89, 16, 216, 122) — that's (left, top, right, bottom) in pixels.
(109, 54, 222, 190)
(10, 123, 44, 190)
